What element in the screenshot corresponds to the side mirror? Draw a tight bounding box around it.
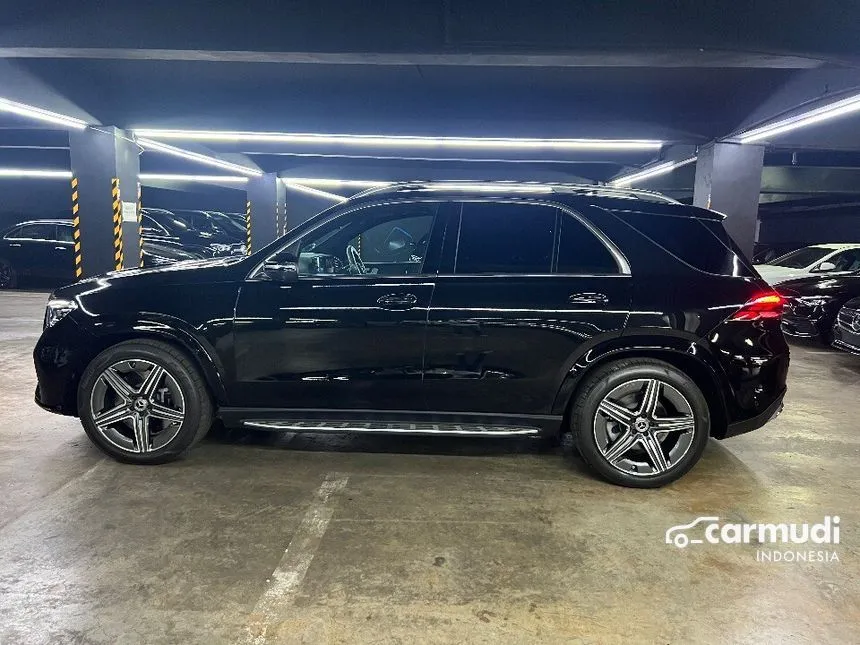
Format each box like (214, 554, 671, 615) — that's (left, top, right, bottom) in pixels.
(816, 261, 837, 272)
(260, 261, 299, 283)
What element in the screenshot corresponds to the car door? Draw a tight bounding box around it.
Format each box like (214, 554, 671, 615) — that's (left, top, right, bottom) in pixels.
(4, 222, 59, 283)
(231, 200, 451, 410)
(423, 200, 632, 415)
(47, 223, 76, 284)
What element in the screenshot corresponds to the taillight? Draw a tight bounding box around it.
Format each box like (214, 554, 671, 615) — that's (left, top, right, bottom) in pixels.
(730, 293, 785, 321)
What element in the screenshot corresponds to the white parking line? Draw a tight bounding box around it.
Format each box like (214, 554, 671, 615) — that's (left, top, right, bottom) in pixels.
(238, 472, 349, 645)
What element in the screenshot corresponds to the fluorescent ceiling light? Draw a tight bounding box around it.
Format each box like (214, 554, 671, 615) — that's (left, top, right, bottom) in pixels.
(0, 97, 89, 130)
(0, 168, 73, 178)
(140, 173, 249, 183)
(610, 156, 697, 187)
(281, 177, 389, 189)
(737, 92, 860, 144)
(284, 182, 348, 202)
(132, 129, 663, 151)
(136, 137, 263, 177)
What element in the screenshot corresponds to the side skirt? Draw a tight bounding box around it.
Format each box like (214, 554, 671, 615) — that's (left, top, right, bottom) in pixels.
(217, 408, 563, 437)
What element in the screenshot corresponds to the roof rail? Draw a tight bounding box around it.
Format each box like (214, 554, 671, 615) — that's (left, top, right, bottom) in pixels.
(350, 181, 678, 204)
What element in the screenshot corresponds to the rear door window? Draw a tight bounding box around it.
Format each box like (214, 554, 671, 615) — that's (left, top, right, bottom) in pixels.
(454, 202, 555, 274)
(556, 213, 619, 274)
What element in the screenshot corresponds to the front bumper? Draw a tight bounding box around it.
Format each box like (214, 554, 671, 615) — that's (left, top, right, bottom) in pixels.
(722, 388, 786, 438)
(33, 314, 96, 417)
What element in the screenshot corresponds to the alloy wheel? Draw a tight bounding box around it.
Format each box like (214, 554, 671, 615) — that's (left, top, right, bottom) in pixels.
(89, 359, 186, 454)
(593, 378, 696, 477)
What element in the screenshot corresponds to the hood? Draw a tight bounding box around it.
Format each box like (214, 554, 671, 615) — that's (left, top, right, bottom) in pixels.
(777, 274, 860, 297)
(53, 255, 249, 298)
(753, 264, 803, 284)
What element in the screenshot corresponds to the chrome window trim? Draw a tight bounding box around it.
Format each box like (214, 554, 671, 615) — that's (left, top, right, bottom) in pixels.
(247, 195, 631, 280)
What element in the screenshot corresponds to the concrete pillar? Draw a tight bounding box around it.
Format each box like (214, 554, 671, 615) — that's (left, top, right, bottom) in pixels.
(245, 173, 285, 252)
(693, 142, 765, 257)
(69, 127, 141, 277)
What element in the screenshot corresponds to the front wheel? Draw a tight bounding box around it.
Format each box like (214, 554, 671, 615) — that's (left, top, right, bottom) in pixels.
(77, 339, 213, 464)
(570, 358, 710, 488)
(0, 258, 17, 289)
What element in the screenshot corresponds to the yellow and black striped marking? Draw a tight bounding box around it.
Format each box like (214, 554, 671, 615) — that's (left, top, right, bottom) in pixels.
(71, 177, 82, 278)
(137, 183, 144, 267)
(245, 200, 252, 254)
(112, 178, 124, 271)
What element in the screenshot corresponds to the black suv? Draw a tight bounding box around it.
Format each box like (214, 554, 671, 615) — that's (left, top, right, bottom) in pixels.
(33, 183, 789, 487)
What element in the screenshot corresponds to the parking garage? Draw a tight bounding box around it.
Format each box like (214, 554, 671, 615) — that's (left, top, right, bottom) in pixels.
(2, 2, 860, 643)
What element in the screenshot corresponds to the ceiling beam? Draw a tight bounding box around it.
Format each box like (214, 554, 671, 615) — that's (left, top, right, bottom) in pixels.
(0, 47, 828, 69)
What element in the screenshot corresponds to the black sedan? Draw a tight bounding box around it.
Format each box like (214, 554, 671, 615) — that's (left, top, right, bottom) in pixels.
(0, 219, 202, 289)
(777, 272, 860, 343)
(833, 297, 860, 356)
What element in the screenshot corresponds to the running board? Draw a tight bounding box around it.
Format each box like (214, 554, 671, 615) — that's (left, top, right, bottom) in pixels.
(240, 419, 541, 437)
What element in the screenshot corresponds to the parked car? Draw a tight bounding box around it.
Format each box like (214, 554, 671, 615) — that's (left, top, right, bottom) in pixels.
(141, 208, 241, 257)
(754, 243, 860, 285)
(170, 209, 245, 245)
(832, 297, 860, 356)
(0, 219, 202, 289)
(0, 219, 76, 288)
(34, 183, 789, 487)
(777, 272, 860, 343)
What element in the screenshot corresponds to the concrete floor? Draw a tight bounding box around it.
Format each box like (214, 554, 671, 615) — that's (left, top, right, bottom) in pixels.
(0, 290, 858, 645)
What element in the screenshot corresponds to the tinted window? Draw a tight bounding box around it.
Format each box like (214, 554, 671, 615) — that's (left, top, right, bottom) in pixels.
(56, 224, 74, 243)
(13, 223, 56, 240)
(455, 202, 555, 274)
(293, 203, 439, 276)
(557, 213, 618, 274)
(627, 213, 752, 276)
(770, 247, 832, 268)
(825, 249, 860, 272)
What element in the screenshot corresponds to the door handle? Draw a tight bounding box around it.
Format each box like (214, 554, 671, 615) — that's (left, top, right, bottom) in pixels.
(9, 243, 21, 248)
(54, 246, 68, 251)
(377, 293, 418, 309)
(568, 292, 610, 305)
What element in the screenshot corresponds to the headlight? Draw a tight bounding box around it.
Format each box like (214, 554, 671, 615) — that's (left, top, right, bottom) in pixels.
(44, 298, 77, 330)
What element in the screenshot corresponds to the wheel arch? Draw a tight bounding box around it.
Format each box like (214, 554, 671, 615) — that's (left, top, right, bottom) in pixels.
(552, 336, 730, 438)
(77, 315, 229, 408)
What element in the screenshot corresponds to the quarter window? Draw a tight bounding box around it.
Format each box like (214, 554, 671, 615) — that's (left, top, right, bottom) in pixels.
(455, 202, 555, 274)
(556, 213, 619, 274)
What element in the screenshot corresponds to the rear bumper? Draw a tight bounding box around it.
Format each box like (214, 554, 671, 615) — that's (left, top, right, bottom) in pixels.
(722, 388, 786, 438)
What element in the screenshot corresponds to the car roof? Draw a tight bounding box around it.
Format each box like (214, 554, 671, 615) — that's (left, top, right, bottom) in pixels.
(809, 243, 860, 250)
(347, 181, 724, 220)
(11, 219, 71, 226)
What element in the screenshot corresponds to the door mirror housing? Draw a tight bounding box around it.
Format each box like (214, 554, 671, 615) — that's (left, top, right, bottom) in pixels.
(815, 261, 837, 272)
(260, 260, 299, 283)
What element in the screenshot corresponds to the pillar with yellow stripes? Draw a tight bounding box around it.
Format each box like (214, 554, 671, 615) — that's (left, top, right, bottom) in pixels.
(245, 173, 285, 253)
(68, 126, 141, 277)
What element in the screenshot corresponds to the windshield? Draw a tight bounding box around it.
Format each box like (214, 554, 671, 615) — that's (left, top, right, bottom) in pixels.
(767, 247, 832, 269)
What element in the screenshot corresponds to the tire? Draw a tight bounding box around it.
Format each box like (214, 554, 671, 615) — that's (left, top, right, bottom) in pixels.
(570, 358, 710, 488)
(77, 339, 213, 464)
(0, 258, 17, 289)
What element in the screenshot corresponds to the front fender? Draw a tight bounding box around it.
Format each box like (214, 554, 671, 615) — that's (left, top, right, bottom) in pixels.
(83, 313, 231, 405)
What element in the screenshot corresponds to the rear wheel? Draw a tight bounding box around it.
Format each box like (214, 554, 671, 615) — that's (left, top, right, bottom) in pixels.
(0, 258, 17, 289)
(77, 339, 213, 463)
(570, 358, 709, 488)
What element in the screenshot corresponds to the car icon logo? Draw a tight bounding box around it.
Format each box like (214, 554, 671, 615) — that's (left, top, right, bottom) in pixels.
(665, 516, 720, 548)
(852, 313, 860, 333)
